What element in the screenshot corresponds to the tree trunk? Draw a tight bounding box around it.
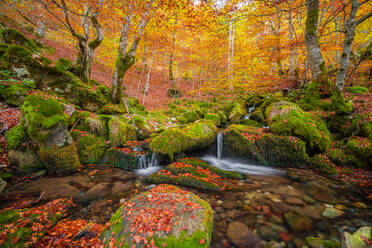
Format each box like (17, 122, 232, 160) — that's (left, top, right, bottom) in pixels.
(76, 6, 90, 82)
(143, 54, 153, 105)
(136, 41, 148, 98)
(305, 0, 324, 80)
(335, 0, 358, 90)
(169, 24, 177, 88)
(36, 20, 46, 39)
(86, 12, 103, 79)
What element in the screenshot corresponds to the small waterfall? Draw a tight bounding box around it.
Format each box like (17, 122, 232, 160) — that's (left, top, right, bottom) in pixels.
(243, 106, 256, 120)
(217, 133, 223, 160)
(136, 153, 161, 176)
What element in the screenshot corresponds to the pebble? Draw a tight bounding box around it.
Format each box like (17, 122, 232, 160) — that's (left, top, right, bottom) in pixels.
(322, 207, 344, 219)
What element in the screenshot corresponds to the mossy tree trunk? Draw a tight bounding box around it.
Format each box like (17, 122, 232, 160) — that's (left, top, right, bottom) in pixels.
(111, 0, 156, 104)
(169, 18, 177, 89)
(305, 0, 324, 80)
(335, 0, 372, 90)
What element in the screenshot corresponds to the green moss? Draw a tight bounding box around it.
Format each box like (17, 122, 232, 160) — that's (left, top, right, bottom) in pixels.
(345, 137, 372, 168)
(55, 58, 73, 72)
(38, 144, 80, 174)
(217, 111, 227, 124)
(249, 109, 264, 123)
(330, 91, 353, 115)
(305, 237, 341, 248)
(0, 209, 20, 225)
(104, 147, 150, 170)
(22, 93, 64, 117)
(225, 125, 309, 167)
(1, 28, 39, 52)
(71, 130, 109, 164)
(229, 101, 246, 124)
(266, 101, 331, 153)
(309, 154, 338, 175)
(345, 86, 369, 93)
(239, 119, 262, 127)
(327, 148, 362, 167)
(0, 45, 34, 68)
(150, 122, 217, 160)
(108, 118, 136, 146)
(182, 110, 200, 123)
(6, 125, 27, 150)
(0, 82, 34, 106)
(41, 114, 67, 129)
(204, 113, 220, 126)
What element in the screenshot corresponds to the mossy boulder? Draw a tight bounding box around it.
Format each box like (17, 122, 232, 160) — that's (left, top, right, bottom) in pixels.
(266, 101, 331, 153)
(239, 119, 262, 127)
(229, 101, 246, 124)
(225, 125, 309, 167)
(204, 113, 220, 126)
(71, 129, 109, 164)
(6, 124, 27, 150)
(345, 86, 369, 94)
(101, 184, 212, 248)
(309, 154, 338, 175)
(249, 109, 264, 123)
(327, 148, 363, 168)
(345, 137, 372, 168)
(108, 118, 137, 147)
(0, 81, 35, 106)
(20, 93, 80, 174)
(0, 198, 73, 248)
(0, 28, 39, 52)
(104, 145, 151, 170)
(305, 237, 341, 248)
(150, 121, 217, 160)
(341, 226, 371, 248)
(181, 110, 201, 124)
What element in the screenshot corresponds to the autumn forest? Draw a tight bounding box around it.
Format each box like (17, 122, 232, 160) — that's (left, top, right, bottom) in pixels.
(0, 0, 371, 247)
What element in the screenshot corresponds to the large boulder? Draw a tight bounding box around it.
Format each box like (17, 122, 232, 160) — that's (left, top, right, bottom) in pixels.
(71, 129, 109, 164)
(150, 121, 217, 160)
(18, 92, 80, 174)
(108, 117, 136, 147)
(265, 101, 332, 152)
(101, 184, 213, 248)
(345, 137, 372, 169)
(229, 101, 247, 124)
(225, 125, 309, 167)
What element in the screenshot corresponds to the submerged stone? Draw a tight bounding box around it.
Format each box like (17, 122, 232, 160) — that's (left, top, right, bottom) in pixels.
(322, 207, 344, 219)
(101, 184, 213, 248)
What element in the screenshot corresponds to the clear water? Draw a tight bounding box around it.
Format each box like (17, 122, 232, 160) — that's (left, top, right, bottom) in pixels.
(202, 155, 285, 176)
(217, 133, 223, 160)
(135, 153, 161, 176)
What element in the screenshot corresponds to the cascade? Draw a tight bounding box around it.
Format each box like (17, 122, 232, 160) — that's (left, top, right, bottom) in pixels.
(243, 106, 255, 120)
(217, 133, 223, 160)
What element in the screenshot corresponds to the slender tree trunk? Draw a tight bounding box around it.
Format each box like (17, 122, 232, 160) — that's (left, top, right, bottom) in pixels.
(305, 0, 324, 80)
(76, 6, 90, 81)
(335, 0, 358, 90)
(288, 4, 295, 75)
(136, 41, 148, 98)
(143, 54, 153, 105)
(169, 19, 177, 89)
(86, 12, 103, 79)
(36, 20, 46, 39)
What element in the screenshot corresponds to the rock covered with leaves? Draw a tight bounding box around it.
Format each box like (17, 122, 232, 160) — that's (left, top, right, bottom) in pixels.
(101, 184, 213, 248)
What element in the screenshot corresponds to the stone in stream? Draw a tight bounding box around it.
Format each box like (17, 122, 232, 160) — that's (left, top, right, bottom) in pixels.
(284, 197, 304, 205)
(322, 207, 345, 219)
(341, 226, 372, 248)
(284, 211, 312, 232)
(227, 221, 263, 248)
(101, 184, 213, 248)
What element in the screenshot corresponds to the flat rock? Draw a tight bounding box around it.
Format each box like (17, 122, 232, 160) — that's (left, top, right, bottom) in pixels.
(111, 181, 133, 194)
(322, 207, 344, 219)
(82, 183, 111, 201)
(227, 222, 263, 248)
(284, 211, 311, 232)
(284, 197, 304, 205)
(270, 202, 291, 215)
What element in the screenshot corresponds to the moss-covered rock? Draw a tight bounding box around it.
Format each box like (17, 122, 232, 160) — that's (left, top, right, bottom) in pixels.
(181, 110, 201, 124)
(204, 113, 220, 126)
(266, 101, 331, 153)
(104, 145, 151, 170)
(309, 154, 338, 175)
(150, 121, 217, 160)
(345, 137, 372, 168)
(38, 143, 80, 174)
(345, 86, 369, 94)
(249, 109, 264, 123)
(229, 101, 246, 124)
(108, 118, 136, 147)
(8, 148, 41, 172)
(327, 148, 363, 168)
(225, 125, 309, 167)
(101, 184, 212, 248)
(305, 237, 341, 248)
(0, 198, 73, 248)
(71, 129, 109, 164)
(6, 124, 27, 150)
(0, 81, 35, 106)
(1, 28, 39, 52)
(341, 226, 371, 248)
(239, 119, 262, 127)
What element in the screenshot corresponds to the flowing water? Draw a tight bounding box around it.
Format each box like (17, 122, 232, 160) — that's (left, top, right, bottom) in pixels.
(135, 153, 161, 176)
(217, 132, 223, 160)
(243, 106, 255, 120)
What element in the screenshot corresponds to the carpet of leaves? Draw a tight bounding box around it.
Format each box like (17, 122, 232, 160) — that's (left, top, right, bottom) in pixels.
(0, 106, 21, 166)
(104, 184, 204, 247)
(0, 198, 74, 247)
(37, 219, 105, 248)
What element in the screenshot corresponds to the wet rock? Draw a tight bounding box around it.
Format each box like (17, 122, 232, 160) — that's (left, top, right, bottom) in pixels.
(270, 202, 291, 215)
(222, 200, 235, 209)
(264, 192, 282, 202)
(258, 225, 280, 241)
(305, 237, 341, 248)
(284, 211, 312, 232)
(227, 221, 263, 248)
(111, 181, 133, 194)
(293, 205, 324, 220)
(284, 197, 304, 205)
(322, 207, 344, 219)
(215, 206, 224, 213)
(293, 238, 306, 248)
(82, 183, 111, 201)
(352, 202, 367, 209)
(270, 215, 284, 224)
(309, 190, 334, 202)
(302, 195, 316, 204)
(102, 185, 213, 247)
(341, 226, 371, 248)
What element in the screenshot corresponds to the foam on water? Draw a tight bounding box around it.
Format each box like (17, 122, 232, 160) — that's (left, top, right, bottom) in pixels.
(202, 155, 285, 176)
